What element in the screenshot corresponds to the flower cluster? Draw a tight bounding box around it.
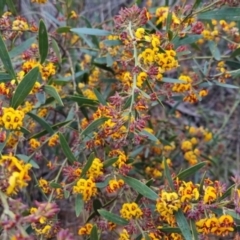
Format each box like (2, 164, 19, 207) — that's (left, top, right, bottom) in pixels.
(120, 202, 143, 220)
(72, 178, 97, 201)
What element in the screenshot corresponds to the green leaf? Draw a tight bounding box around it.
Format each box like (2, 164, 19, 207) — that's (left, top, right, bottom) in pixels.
(175, 210, 192, 240)
(219, 184, 235, 201)
(68, 95, 99, 106)
(176, 162, 206, 180)
(59, 133, 77, 164)
(190, 219, 199, 240)
(71, 27, 111, 36)
(162, 78, 183, 83)
(103, 157, 118, 168)
(11, 67, 39, 109)
(94, 57, 107, 65)
(90, 225, 98, 240)
(160, 227, 181, 233)
(208, 41, 221, 61)
(56, 26, 71, 33)
(173, 35, 202, 48)
(81, 117, 108, 136)
(27, 112, 54, 134)
(80, 152, 95, 178)
(103, 40, 122, 46)
(44, 85, 64, 106)
(51, 38, 62, 63)
(198, 7, 240, 21)
(106, 53, 113, 67)
(213, 80, 239, 89)
(75, 194, 84, 217)
(231, 48, 240, 58)
(139, 129, 159, 142)
(0, 0, 6, 16)
(98, 209, 129, 226)
(193, 0, 201, 9)
(135, 179, 153, 203)
(93, 199, 102, 214)
(49, 182, 62, 188)
(166, 12, 172, 32)
(121, 176, 158, 201)
(0, 33, 16, 79)
(16, 154, 39, 169)
(0, 72, 11, 83)
(56, 70, 88, 82)
(164, 158, 174, 190)
(29, 120, 71, 139)
(80, 16, 99, 48)
(9, 37, 36, 58)
(64, 190, 70, 199)
(93, 89, 107, 105)
(6, 0, 16, 15)
(38, 20, 48, 64)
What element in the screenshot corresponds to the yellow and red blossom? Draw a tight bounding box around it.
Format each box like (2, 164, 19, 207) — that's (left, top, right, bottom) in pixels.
(73, 178, 97, 202)
(178, 181, 200, 202)
(78, 223, 93, 235)
(48, 134, 59, 147)
(0, 107, 25, 130)
(203, 186, 217, 204)
(120, 202, 143, 220)
(118, 229, 130, 240)
(107, 179, 124, 193)
(0, 155, 32, 195)
(38, 178, 51, 194)
(196, 215, 234, 236)
(156, 191, 181, 218)
(86, 157, 103, 179)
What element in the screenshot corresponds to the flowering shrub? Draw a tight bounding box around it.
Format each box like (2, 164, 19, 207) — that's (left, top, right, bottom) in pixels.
(0, 0, 240, 239)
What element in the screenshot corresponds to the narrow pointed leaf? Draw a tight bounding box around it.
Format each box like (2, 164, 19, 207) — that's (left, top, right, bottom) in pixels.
(175, 210, 192, 240)
(177, 162, 206, 180)
(98, 209, 128, 226)
(9, 37, 36, 58)
(51, 38, 62, 63)
(59, 133, 76, 164)
(81, 117, 108, 136)
(38, 20, 48, 64)
(160, 227, 181, 233)
(208, 41, 221, 61)
(0, 72, 11, 82)
(11, 67, 39, 109)
(103, 157, 118, 168)
(121, 176, 158, 201)
(80, 152, 95, 178)
(139, 129, 158, 142)
(198, 8, 240, 21)
(6, 0, 16, 15)
(44, 85, 64, 106)
(27, 112, 54, 134)
(164, 158, 174, 190)
(90, 225, 98, 240)
(17, 154, 39, 169)
(0, 33, 16, 79)
(68, 95, 99, 106)
(219, 184, 235, 201)
(71, 27, 111, 36)
(75, 194, 84, 217)
(135, 179, 153, 203)
(93, 88, 106, 105)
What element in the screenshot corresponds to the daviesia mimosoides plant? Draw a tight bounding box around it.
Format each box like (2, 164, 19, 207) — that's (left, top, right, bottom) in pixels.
(0, 0, 240, 239)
